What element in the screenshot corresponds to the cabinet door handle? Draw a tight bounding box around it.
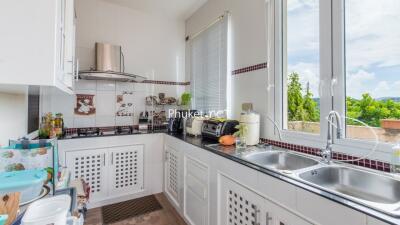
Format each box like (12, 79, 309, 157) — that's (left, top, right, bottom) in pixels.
(165, 152, 169, 162)
(254, 207, 261, 225)
(266, 212, 272, 225)
(111, 152, 114, 165)
(103, 153, 106, 166)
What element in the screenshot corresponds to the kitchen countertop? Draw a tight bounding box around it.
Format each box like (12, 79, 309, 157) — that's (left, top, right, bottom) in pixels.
(166, 133, 400, 225)
(58, 129, 168, 140)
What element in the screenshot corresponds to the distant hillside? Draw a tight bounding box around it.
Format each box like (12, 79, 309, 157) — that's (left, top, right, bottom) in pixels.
(376, 97, 400, 102)
(310, 97, 400, 109)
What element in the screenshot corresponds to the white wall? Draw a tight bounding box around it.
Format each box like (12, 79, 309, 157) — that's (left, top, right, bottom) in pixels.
(185, 0, 269, 136)
(0, 93, 27, 146)
(76, 0, 186, 83)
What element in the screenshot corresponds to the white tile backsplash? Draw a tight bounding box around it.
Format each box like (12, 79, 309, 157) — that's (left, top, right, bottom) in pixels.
(63, 116, 74, 128)
(51, 88, 74, 117)
(134, 83, 149, 92)
(116, 82, 134, 92)
(96, 80, 116, 91)
(42, 80, 180, 128)
(116, 116, 134, 126)
(73, 116, 96, 128)
(95, 116, 116, 127)
(96, 91, 116, 116)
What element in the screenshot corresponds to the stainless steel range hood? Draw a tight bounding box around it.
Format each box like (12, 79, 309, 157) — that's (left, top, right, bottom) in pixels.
(79, 43, 146, 82)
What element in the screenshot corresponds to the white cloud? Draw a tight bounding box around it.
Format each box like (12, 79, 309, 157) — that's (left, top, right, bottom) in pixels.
(287, 0, 319, 54)
(373, 81, 400, 98)
(287, 0, 400, 71)
(288, 62, 319, 97)
(287, 0, 315, 12)
(346, 70, 375, 98)
(343, 0, 400, 70)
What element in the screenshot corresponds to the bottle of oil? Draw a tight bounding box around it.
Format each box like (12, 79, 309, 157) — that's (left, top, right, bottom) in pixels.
(54, 113, 64, 138)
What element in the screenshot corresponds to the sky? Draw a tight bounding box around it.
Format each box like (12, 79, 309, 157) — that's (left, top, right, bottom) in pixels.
(286, 0, 400, 99)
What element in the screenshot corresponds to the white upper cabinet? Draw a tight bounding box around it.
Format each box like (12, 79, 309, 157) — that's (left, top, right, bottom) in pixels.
(0, 0, 77, 94)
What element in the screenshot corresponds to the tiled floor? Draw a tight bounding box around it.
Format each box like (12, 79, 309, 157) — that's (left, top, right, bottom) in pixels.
(84, 193, 187, 225)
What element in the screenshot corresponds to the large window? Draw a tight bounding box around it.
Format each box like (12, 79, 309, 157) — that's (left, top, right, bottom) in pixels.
(272, 0, 400, 158)
(189, 16, 228, 114)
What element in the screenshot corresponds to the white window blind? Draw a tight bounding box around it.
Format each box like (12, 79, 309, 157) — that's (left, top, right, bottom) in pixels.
(190, 16, 228, 115)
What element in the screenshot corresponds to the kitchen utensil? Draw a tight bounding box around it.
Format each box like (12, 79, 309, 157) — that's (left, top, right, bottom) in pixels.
(186, 117, 205, 136)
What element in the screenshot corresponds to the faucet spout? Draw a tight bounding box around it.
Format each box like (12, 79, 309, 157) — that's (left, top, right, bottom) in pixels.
(322, 111, 343, 163)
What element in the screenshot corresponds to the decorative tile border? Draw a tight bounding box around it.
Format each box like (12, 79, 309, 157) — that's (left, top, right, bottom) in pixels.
(141, 80, 190, 86)
(232, 62, 268, 75)
(260, 138, 391, 172)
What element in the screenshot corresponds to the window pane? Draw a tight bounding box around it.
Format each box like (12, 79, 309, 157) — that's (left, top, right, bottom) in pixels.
(284, 0, 320, 134)
(344, 0, 400, 143)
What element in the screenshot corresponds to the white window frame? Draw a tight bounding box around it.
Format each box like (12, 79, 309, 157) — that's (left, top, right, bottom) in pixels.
(266, 0, 393, 162)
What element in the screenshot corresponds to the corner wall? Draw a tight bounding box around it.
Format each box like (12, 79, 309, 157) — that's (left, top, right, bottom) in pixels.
(185, 0, 269, 135)
(0, 93, 27, 146)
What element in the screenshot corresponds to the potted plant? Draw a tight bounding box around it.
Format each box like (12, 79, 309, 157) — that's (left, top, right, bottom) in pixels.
(180, 92, 192, 110)
(381, 119, 400, 130)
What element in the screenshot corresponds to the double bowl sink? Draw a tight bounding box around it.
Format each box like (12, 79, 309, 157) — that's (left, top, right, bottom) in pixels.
(206, 144, 400, 217)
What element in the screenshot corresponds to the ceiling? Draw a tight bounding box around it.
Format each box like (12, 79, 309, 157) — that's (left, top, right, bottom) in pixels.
(101, 0, 208, 20)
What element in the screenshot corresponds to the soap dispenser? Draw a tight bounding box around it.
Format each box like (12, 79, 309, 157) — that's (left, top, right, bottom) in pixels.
(391, 142, 400, 173)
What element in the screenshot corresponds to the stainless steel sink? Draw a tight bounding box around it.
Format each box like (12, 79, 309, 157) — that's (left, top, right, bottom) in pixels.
(299, 166, 400, 205)
(242, 151, 319, 171)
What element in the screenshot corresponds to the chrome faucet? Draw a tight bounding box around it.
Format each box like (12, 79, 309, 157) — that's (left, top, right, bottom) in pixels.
(323, 111, 343, 163)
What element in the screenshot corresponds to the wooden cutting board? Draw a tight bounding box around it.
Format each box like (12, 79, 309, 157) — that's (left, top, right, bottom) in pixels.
(0, 193, 20, 225)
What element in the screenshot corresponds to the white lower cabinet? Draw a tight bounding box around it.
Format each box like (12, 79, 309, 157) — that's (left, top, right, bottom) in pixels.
(184, 156, 209, 225)
(65, 145, 144, 203)
(218, 174, 312, 225)
(164, 145, 182, 209)
(166, 136, 391, 225)
(108, 146, 144, 194)
(219, 174, 266, 225)
(66, 148, 108, 200)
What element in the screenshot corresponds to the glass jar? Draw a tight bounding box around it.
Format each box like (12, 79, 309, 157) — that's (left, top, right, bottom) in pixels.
(236, 136, 247, 150)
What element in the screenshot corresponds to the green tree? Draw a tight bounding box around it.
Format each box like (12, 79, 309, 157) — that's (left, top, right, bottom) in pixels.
(303, 82, 319, 122)
(287, 72, 305, 121)
(346, 93, 400, 127)
(288, 72, 400, 127)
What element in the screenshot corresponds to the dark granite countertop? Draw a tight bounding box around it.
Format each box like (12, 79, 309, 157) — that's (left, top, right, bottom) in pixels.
(58, 129, 168, 140)
(166, 133, 400, 225)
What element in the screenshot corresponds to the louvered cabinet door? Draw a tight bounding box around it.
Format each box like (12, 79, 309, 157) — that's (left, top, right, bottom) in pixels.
(109, 145, 144, 195)
(263, 199, 313, 225)
(66, 148, 108, 201)
(218, 174, 266, 225)
(164, 145, 181, 208)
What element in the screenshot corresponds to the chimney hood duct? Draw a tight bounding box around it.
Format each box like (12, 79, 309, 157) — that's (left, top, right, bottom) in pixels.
(79, 43, 146, 82)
